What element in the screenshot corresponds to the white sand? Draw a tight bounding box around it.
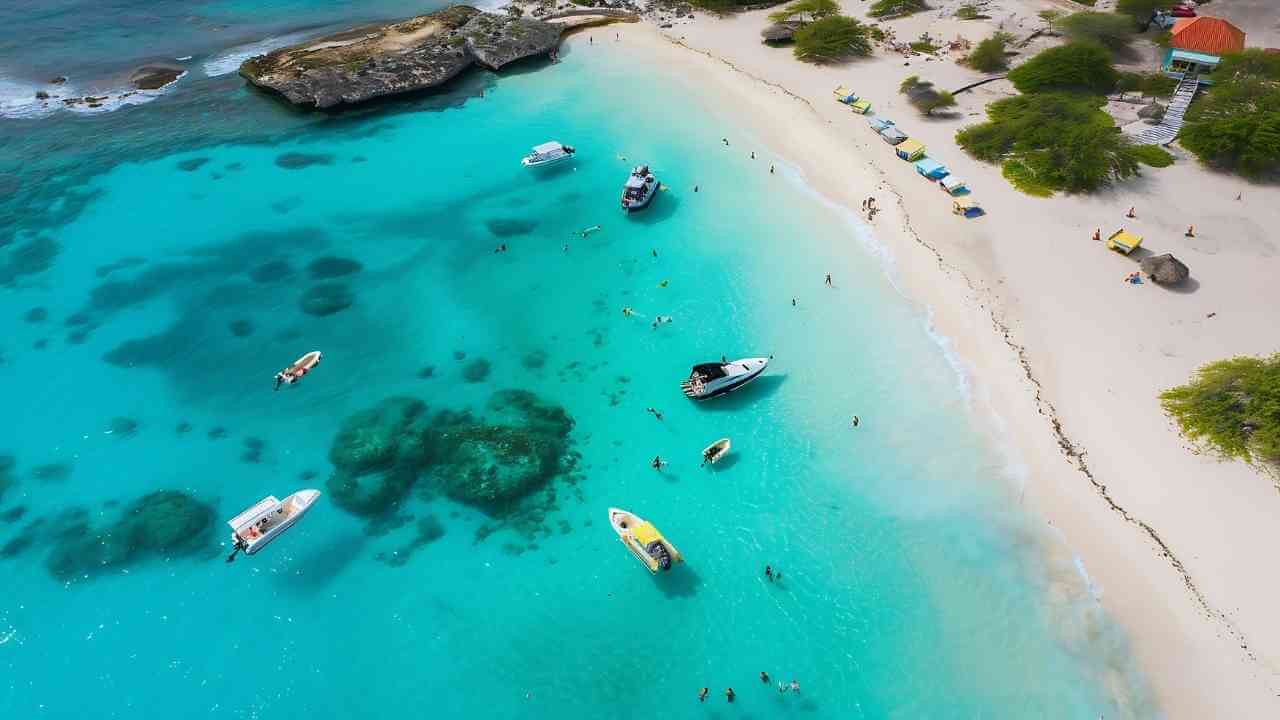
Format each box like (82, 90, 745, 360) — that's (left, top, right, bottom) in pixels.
(587, 1, 1280, 716)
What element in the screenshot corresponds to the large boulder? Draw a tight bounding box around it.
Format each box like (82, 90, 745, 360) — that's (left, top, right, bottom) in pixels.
(327, 397, 432, 515)
(240, 5, 562, 108)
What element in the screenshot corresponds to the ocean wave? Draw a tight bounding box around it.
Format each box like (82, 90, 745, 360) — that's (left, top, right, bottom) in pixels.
(0, 71, 186, 119)
(202, 30, 320, 77)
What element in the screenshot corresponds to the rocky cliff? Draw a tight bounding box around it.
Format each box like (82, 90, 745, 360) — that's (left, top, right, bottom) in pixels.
(239, 6, 563, 109)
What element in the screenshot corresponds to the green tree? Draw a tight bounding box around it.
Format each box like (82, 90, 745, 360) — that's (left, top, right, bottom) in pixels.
(965, 32, 1014, 72)
(793, 16, 873, 63)
(1038, 9, 1063, 34)
(956, 93, 1150, 194)
(1179, 50, 1280, 177)
(1058, 11, 1135, 51)
(768, 0, 838, 23)
(868, 0, 930, 19)
(1007, 42, 1118, 95)
(1116, 0, 1165, 24)
(900, 75, 957, 115)
(1160, 354, 1280, 466)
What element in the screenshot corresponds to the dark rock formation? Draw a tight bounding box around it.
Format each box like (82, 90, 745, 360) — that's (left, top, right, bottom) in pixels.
(299, 282, 354, 316)
(32, 463, 72, 483)
(462, 358, 491, 383)
(228, 319, 254, 337)
(129, 64, 185, 91)
(250, 259, 293, 283)
(44, 490, 216, 581)
(24, 307, 47, 323)
(307, 256, 363, 279)
(177, 157, 209, 172)
(0, 454, 14, 505)
(239, 6, 563, 108)
(276, 152, 333, 170)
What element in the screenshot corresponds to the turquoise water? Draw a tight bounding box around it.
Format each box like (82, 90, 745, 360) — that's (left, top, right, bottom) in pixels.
(0, 16, 1153, 720)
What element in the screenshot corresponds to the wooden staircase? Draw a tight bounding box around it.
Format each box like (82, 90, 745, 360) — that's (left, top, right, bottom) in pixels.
(1135, 74, 1199, 146)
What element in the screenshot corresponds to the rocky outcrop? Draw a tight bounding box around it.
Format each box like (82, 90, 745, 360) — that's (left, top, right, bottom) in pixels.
(239, 5, 564, 109)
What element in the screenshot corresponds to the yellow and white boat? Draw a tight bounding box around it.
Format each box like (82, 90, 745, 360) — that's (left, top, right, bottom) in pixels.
(608, 507, 683, 574)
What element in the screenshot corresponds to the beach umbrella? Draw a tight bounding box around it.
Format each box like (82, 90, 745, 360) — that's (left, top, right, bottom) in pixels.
(1140, 253, 1190, 285)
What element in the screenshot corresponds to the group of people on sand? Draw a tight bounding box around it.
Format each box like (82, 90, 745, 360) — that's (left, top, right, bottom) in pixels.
(860, 196, 878, 219)
(698, 674, 800, 703)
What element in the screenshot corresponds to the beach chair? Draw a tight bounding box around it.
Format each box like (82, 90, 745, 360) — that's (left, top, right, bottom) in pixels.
(832, 85, 858, 104)
(939, 176, 966, 195)
(914, 158, 949, 180)
(849, 99, 872, 114)
(880, 126, 908, 145)
(895, 139, 926, 161)
(1106, 229, 1143, 254)
(952, 199, 983, 218)
(868, 117, 894, 132)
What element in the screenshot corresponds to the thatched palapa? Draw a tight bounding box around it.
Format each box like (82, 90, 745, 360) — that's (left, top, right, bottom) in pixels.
(1140, 253, 1190, 285)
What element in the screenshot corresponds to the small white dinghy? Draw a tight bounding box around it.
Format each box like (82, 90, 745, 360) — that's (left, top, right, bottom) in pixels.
(275, 350, 321, 391)
(608, 507, 683, 574)
(225, 489, 321, 562)
(701, 438, 731, 466)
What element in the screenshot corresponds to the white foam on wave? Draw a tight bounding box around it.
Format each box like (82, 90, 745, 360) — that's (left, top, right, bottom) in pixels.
(0, 70, 186, 119)
(202, 30, 321, 77)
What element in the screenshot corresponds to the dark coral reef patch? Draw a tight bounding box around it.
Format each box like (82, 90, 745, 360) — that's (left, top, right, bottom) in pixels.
(299, 282, 354, 316)
(306, 256, 363, 279)
(44, 490, 216, 581)
(325, 390, 577, 521)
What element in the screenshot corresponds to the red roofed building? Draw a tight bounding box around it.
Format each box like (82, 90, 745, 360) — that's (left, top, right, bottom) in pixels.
(1162, 17, 1248, 83)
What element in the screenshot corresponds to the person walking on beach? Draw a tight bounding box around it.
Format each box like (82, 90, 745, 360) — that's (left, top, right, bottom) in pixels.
(760, 671, 770, 684)
(1126, 206, 1136, 218)
(698, 687, 709, 703)
(1091, 228, 1101, 242)
(825, 273, 832, 287)
(1185, 225, 1195, 237)
(725, 688, 736, 703)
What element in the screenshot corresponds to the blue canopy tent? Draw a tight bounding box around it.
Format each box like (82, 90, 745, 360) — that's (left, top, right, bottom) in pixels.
(914, 158, 948, 180)
(868, 117, 895, 133)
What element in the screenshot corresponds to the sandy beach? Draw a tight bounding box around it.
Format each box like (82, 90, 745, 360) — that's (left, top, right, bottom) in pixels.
(591, 1, 1280, 716)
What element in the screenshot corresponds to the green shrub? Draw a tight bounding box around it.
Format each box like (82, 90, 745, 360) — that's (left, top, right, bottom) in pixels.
(1179, 50, 1280, 177)
(1115, 0, 1165, 23)
(1160, 354, 1280, 465)
(1001, 159, 1055, 196)
(793, 16, 873, 63)
(1059, 11, 1135, 51)
(900, 75, 957, 115)
(1008, 42, 1118, 95)
(768, 0, 838, 23)
(1130, 143, 1174, 167)
(956, 93, 1145, 194)
(868, 0, 929, 19)
(955, 5, 986, 20)
(1038, 9, 1064, 33)
(1116, 71, 1177, 97)
(965, 33, 1013, 72)
(909, 39, 940, 53)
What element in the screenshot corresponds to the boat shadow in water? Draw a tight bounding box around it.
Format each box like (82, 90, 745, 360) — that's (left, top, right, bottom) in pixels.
(707, 453, 741, 471)
(275, 531, 367, 595)
(627, 189, 681, 226)
(696, 374, 786, 412)
(656, 563, 702, 599)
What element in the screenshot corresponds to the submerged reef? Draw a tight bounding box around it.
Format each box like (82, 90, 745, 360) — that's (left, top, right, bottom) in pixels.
(0, 454, 15, 505)
(44, 490, 216, 581)
(326, 390, 576, 519)
(461, 358, 490, 383)
(299, 282, 354, 316)
(306, 256, 363, 279)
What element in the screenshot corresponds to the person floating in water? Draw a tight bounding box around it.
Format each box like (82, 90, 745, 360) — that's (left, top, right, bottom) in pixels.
(646, 407, 663, 421)
(765, 565, 774, 581)
(791, 297, 797, 307)
(851, 415, 860, 428)
(693, 185, 699, 193)
(760, 671, 770, 684)
(790, 680, 800, 694)
(778, 682, 786, 694)
(698, 688, 709, 703)
(622, 307, 635, 317)
(652, 248, 658, 258)
(725, 688, 736, 703)
(750, 151, 755, 159)
(722, 138, 729, 146)
(770, 164, 775, 174)
(651, 455, 665, 470)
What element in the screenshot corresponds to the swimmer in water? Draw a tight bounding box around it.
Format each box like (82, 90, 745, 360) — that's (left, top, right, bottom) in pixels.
(651, 455, 666, 470)
(622, 307, 635, 317)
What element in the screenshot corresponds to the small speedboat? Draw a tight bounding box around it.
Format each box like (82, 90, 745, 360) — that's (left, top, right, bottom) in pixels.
(621, 165, 659, 212)
(225, 489, 321, 562)
(608, 507, 682, 574)
(681, 357, 769, 401)
(702, 438, 731, 466)
(522, 141, 575, 168)
(275, 350, 321, 390)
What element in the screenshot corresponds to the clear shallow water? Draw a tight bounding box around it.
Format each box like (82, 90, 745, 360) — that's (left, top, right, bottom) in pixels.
(0, 16, 1153, 720)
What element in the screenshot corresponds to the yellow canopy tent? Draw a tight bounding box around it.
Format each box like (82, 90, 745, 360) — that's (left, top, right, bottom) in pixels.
(849, 98, 872, 114)
(1106, 229, 1143, 254)
(895, 138, 925, 161)
(832, 85, 857, 104)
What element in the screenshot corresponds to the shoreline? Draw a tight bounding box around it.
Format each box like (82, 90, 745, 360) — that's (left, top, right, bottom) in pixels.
(598, 8, 1280, 717)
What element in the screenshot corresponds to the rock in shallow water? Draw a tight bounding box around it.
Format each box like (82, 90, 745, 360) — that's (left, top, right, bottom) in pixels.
(238, 6, 563, 109)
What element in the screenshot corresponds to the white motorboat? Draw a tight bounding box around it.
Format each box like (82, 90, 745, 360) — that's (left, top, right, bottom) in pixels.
(702, 438, 731, 466)
(620, 165, 659, 212)
(275, 350, 321, 391)
(522, 141, 575, 168)
(226, 489, 321, 561)
(681, 357, 769, 401)
(608, 507, 683, 574)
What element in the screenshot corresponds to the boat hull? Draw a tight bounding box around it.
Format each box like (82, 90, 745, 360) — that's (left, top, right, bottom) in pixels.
(522, 154, 573, 168)
(231, 489, 321, 556)
(622, 182, 660, 212)
(702, 438, 731, 464)
(608, 507, 682, 574)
